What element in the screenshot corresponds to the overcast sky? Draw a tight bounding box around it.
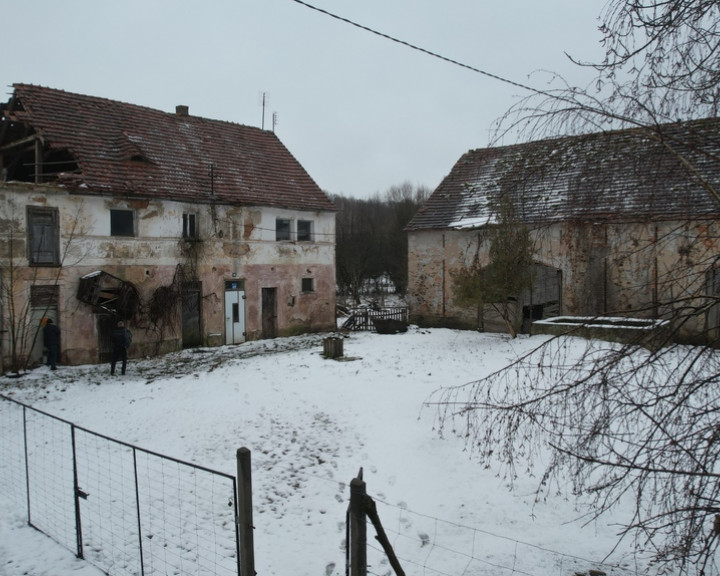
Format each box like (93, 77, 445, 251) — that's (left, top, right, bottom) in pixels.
(1, 0, 606, 198)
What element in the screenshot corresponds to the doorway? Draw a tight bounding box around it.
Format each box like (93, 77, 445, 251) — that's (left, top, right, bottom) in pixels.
(225, 280, 246, 345)
(261, 287, 277, 339)
(29, 285, 58, 367)
(182, 282, 202, 348)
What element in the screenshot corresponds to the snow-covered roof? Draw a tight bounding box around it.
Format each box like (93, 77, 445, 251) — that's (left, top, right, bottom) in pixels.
(407, 119, 720, 231)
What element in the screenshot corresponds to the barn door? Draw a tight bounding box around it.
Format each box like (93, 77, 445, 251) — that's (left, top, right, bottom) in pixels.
(521, 264, 562, 332)
(182, 282, 202, 348)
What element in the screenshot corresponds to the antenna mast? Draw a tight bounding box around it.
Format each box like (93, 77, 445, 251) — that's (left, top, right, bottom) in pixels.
(260, 92, 268, 130)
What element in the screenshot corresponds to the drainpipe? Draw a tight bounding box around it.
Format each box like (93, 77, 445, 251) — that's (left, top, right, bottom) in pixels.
(603, 223, 608, 314)
(441, 233, 446, 317)
(653, 224, 659, 318)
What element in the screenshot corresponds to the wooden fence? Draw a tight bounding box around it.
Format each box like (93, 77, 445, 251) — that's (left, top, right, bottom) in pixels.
(341, 307, 409, 332)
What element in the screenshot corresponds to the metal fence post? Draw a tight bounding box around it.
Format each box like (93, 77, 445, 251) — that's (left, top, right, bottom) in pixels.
(349, 469, 367, 576)
(22, 406, 31, 525)
(132, 447, 146, 576)
(237, 447, 255, 576)
(70, 425, 84, 559)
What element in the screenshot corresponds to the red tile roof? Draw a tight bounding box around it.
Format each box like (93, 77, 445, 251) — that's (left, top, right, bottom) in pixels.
(4, 84, 335, 212)
(407, 118, 720, 231)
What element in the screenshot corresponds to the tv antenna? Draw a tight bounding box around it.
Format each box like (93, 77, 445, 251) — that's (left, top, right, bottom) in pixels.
(259, 91, 269, 130)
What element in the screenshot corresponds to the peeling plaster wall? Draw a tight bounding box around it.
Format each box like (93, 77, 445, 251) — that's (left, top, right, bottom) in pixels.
(408, 218, 720, 341)
(0, 183, 336, 369)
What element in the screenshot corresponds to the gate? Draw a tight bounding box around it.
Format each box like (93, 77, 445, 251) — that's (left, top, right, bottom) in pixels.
(1, 395, 254, 576)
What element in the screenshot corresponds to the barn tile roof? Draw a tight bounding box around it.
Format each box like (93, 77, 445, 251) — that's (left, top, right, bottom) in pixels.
(406, 118, 720, 231)
(2, 84, 335, 212)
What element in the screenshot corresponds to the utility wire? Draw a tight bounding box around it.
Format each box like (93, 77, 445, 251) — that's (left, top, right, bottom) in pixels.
(290, 0, 570, 102)
(288, 0, 646, 129)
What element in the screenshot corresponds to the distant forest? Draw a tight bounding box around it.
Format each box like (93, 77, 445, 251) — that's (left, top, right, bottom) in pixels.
(332, 182, 430, 304)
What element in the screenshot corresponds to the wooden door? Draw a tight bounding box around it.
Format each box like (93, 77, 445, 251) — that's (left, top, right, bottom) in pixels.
(182, 282, 202, 348)
(261, 288, 277, 339)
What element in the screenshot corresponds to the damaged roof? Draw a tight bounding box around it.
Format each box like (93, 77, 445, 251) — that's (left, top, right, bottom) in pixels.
(0, 84, 335, 212)
(406, 118, 720, 231)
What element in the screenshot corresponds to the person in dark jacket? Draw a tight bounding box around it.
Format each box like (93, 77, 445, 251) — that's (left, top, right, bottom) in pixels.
(110, 320, 132, 376)
(43, 318, 61, 371)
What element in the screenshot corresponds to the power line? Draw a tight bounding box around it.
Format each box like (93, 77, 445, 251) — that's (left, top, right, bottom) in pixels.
(288, 0, 645, 131)
(289, 0, 562, 100)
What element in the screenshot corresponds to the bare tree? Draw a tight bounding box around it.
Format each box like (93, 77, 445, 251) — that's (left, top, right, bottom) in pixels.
(431, 1, 720, 572)
(451, 195, 535, 337)
(0, 198, 89, 374)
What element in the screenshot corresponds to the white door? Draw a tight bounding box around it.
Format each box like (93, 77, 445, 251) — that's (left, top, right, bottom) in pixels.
(225, 286, 246, 345)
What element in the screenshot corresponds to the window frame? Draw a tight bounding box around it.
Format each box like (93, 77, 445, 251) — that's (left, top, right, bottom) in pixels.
(110, 209, 135, 237)
(301, 277, 315, 293)
(27, 206, 60, 266)
(275, 218, 292, 241)
(183, 212, 198, 240)
(297, 220, 314, 242)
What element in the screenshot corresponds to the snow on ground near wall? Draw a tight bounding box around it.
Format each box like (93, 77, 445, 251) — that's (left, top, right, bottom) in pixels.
(1, 328, 644, 576)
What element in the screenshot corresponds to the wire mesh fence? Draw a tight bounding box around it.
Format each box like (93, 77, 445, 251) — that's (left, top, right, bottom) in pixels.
(0, 393, 240, 576)
(366, 496, 634, 576)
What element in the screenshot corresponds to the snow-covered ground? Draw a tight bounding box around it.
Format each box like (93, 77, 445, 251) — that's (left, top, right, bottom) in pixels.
(1, 328, 643, 576)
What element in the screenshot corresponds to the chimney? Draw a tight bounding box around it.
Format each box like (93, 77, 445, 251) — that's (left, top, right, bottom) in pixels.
(176, 105, 189, 117)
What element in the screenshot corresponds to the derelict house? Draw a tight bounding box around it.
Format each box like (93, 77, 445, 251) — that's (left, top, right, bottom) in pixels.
(0, 84, 337, 370)
(406, 118, 720, 343)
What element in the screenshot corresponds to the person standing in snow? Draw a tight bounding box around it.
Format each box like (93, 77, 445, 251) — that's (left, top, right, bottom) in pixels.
(110, 320, 132, 376)
(43, 318, 61, 371)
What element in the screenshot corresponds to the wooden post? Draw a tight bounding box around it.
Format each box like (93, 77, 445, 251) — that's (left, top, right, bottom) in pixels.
(34, 136, 43, 183)
(349, 469, 367, 576)
(365, 496, 405, 576)
(237, 447, 255, 576)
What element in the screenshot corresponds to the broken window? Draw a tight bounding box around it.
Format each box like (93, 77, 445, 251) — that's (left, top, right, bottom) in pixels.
(77, 271, 140, 318)
(183, 213, 198, 239)
(111, 209, 135, 237)
(27, 206, 59, 266)
(297, 220, 313, 242)
(276, 218, 291, 241)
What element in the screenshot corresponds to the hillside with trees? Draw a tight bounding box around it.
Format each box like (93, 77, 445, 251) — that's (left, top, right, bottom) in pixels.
(332, 182, 429, 304)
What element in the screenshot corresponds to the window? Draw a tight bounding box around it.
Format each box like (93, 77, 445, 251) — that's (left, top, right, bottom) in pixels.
(225, 279, 245, 291)
(301, 277, 315, 293)
(110, 209, 135, 237)
(27, 207, 59, 266)
(297, 220, 313, 242)
(183, 213, 198, 239)
(276, 218, 291, 241)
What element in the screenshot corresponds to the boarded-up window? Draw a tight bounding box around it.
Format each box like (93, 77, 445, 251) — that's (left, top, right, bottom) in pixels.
(27, 206, 59, 266)
(30, 284, 59, 307)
